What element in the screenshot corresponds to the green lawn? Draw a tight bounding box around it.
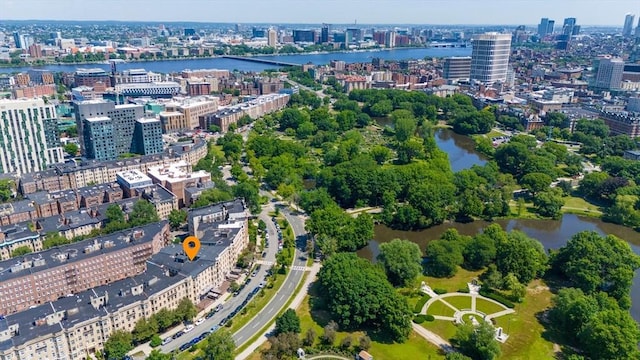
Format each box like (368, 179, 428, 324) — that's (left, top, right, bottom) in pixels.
(475, 298, 509, 315)
(426, 299, 457, 318)
(442, 296, 472, 311)
(294, 286, 444, 360)
(562, 195, 602, 216)
(421, 320, 459, 342)
(493, 280, 556, 360)
(418, 268, 483, 293)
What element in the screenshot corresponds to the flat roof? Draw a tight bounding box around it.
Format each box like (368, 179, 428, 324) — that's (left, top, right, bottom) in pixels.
(116, 170, 153, 186)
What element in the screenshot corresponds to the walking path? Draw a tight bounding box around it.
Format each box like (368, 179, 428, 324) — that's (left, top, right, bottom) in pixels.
(411, 323, 454, 353)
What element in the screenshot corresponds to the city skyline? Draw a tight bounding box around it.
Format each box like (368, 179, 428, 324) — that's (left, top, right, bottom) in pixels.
(1, 0, 637, 26)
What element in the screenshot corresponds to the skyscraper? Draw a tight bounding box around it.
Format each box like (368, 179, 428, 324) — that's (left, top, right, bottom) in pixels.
(470, 33, 512, 85)
(0, 98, 64, 174)
(547, 20, 555, 34)
(443, 57, 472, 81)
(267, 28, 277, 47)
(623, 14, 636, 37)
(538, 18, 551, 37)
(594, 57, 625, 90)
(321, 24, 330, 43)
(562, 18, 579, 36)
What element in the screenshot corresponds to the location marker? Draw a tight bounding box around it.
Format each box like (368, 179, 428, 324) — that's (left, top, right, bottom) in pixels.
(183, 236, 201, 261)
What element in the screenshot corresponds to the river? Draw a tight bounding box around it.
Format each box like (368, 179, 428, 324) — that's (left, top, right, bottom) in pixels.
(0, 47, 471, 74)
(358, 128, 640, 321)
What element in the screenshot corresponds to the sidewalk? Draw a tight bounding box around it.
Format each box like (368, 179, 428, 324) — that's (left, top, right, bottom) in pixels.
(235, 263, 321, 360)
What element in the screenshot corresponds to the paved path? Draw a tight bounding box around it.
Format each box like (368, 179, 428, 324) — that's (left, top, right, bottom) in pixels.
(306, 355, 351, 360)
(411, 323, 453, 353)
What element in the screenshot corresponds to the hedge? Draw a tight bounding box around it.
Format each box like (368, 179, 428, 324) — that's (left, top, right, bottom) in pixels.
(413, 314, 435, 323)
(457, 287, 470, 293)
(433, 288, 447, 295)
(479, 289, 515, 308)
(413, 294, 431, 313)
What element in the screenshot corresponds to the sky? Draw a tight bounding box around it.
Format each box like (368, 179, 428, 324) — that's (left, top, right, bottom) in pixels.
(1, 0, 638, 26)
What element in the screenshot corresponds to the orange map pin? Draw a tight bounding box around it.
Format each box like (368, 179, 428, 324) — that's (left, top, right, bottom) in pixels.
(183, 236, 201, 261)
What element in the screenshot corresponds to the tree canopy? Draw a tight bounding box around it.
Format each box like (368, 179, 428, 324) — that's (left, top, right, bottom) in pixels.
(377, 238, 423, 287)
(275, 308, 301, 335)
(318, 253, 412, 342)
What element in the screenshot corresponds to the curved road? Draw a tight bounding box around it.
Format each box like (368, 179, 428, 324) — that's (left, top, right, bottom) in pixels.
(160, 202, 308, 353)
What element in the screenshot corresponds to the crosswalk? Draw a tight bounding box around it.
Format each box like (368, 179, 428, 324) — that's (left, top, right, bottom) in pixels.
(256, 260, 274, 266)
(291, 265, 307, 271)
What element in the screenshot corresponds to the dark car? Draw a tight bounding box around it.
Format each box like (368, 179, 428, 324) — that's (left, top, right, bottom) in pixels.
(179, 343, 191, 351)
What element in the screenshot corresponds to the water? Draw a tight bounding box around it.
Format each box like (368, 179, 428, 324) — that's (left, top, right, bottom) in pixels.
(0, 47, 471, 74)
(435, 128, 487, 172)
(358, 214, 640, 321)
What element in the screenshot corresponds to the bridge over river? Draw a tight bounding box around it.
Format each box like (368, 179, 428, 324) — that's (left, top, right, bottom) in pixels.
(221, 55, 301, 67)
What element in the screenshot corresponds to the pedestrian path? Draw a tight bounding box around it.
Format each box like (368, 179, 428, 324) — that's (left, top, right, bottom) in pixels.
(290, 265, 308, 271)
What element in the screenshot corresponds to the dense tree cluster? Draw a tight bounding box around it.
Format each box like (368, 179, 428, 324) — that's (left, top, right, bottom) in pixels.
(377, 239, 423, 287)
(305, 201, 374, 253)
(318, 253, 413, 342)
(425, 225, 547, 289)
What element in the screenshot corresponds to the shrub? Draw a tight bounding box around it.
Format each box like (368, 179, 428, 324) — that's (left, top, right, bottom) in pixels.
(424, 314, 435, 322)
(457, 287, 470, 293)
(413, 315, 426, 323)
(413, 294, 431, 313)
(479, 289, 515, 308)
(149, 334, 162, 348)
(433, 288, 447, 295)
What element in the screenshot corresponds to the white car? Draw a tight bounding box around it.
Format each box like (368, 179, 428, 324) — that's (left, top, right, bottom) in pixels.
(195, 318, 205, 326)
(184, 324, 195, 333)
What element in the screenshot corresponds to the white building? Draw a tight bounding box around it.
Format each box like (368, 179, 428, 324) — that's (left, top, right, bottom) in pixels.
(595, 57, 625, 90)
(470, 33, 512, 85)
(115, 68, 163, 84)
(0, 98, 64, 174)
(268, 28, 278, 47)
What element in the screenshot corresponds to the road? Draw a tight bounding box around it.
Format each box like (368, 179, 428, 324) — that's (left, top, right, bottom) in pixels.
(232, 206, 308, 346)
(160, 199, 309, 352)
(285, 78, 328, 99)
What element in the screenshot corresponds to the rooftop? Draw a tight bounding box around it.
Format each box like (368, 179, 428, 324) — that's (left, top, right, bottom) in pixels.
(0, 221, 168, 283)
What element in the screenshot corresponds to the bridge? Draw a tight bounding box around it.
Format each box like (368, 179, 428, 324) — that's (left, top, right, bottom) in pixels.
(221, 55, 301, 67)
(428, 42, 470, 48)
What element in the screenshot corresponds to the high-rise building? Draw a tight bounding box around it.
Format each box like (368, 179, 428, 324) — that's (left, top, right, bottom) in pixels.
(74, 100, 145, 159)
(563, 18, 578, 35)
(252, 27, 266, 38)
(623, 14, 636, 37)
(0, 99, 64, 174)
(594, 56, 625, 90)
(321, 24, 330, 43)
(443, 57, 472, 81)
(538, 18, 551, 37)
(12, 32, 33, 49)
(267, 28, 278, 47)
(292, 29, 316, 43)
(133, 118, 163, 155)
(547, 20, 555, 34)
(470, 33, 512, 85)
(83, 116, 116, 161)
(385, 31, 396, 48)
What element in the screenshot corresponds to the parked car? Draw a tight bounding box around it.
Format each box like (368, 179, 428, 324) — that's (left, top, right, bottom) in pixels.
(195, 318, 205, 326)
(184, 324, 195, 333)
(161, 337, 172, 345)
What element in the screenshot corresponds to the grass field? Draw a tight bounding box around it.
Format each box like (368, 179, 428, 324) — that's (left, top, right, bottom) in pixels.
(421, 320, 459, 342)
(293, 286, 444, 360)
(475, 298, 509, 315)
(442, 296, 472, 311)
(562, 195, 602, 216)
(426, 300, 457, 318)
(417, 268, 483, 293)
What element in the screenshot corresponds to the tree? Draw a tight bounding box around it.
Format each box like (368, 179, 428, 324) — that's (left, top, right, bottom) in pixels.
(149, 334, 162, 348)
(520, 172, 553, 195)
(175, 297, 197, 322)
(425, 239, 464, 277)
(64, 142, 79, 156)
(463, 233, 497, 270)
(147, 349, 171, 360)
(370, 145, 392, 165)
(453, 321, 501, 360)
(446, 353, 473, 360)
(11, 245, 32, 257)
(168, 209, 187, 230)
(579, 309, 640, 360)
(495, 231, 547, 284)
(104, 331, 133, 360)
(551, 231, 640, 309)
(203, 329, 235, 360)
(0, 179, 13, 202)
(275, 309, 301, 335)
(322, 320, 338, 345)
(318, 253, 412, 342)
(377, 239, 423, 287)
(392, 110, 417, 142)
(264, 332, 302, 359)
(358, 334, 372, 351)
(130, 200, 159, 227)
(303, 328, 316, 346)
(132, 317, 158, 343)
(533, 188, 564, 219)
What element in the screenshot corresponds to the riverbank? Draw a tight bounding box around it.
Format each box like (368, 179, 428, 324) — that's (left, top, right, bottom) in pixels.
(0, 46, 432, 70)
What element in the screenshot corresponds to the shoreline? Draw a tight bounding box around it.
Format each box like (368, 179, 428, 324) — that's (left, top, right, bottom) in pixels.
(0, 46, 434, 70)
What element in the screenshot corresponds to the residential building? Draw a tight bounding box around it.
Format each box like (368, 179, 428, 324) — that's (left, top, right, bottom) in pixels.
(470, 33, 512, 85)
(443, 56, 472, 81)
(74, 68, 110, 87)
(114, 82, 181, 98)
(147, 160, 211, 208)
(0, 221, 170, 314)
(0, 200, 247, 360)
(116, 170, 154, 197)
(139, 184, 178, 220)
(83, 116, 117, 161)
(200, 93, 289, 132)
(186, 81, 211, 96)
(162, 97, 219, 131)
(114, 68, 163, 84)
(601, 110, 640, 137)
(0, 98, 64, 174)
(132, 118, 163, 156)
(267, 28, 278, 47)
(594, 56, 625, 90)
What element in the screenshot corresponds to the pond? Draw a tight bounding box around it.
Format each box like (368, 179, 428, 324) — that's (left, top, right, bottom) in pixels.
(357, 214, 640, 321)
